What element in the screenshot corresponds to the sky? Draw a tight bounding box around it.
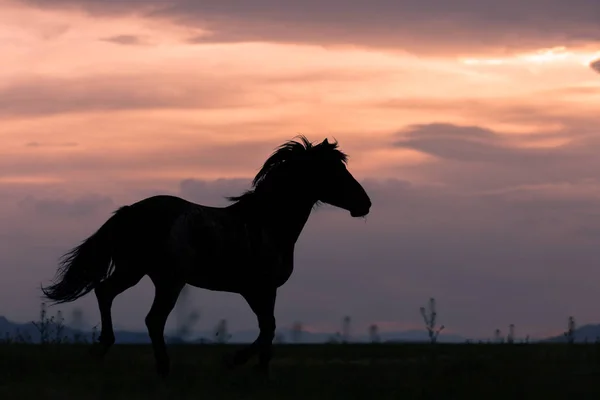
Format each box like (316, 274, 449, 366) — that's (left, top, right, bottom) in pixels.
(1, 0, 600, 340)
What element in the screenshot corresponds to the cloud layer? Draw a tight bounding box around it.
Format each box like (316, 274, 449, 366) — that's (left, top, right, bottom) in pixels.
(16, 0, 600, 54)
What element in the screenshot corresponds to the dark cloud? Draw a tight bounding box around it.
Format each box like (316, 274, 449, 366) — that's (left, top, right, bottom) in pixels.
(391, 122, 600, 190)
(18, 194, 114, 218)
(16, 0, 600, 54)
(393, 123, 552, 163)
(100, 34, 150, 46)
(378, 97, 595, 127)
(592, 59, 600, 74)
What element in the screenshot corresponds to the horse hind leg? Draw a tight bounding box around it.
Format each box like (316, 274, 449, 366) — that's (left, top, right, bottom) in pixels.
(145, 276, 185, 378)
(90, 266, 144, 359)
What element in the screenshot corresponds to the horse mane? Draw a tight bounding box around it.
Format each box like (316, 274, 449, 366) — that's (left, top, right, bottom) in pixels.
(227, 135, 348, 203)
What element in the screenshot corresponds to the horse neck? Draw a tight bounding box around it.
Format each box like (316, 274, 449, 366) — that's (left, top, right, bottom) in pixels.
(269, 199, 314, 244)
(242, 190, 315, 245)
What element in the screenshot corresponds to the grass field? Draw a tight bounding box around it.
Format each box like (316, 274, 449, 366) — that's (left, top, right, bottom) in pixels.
(1, 343, 600, 399)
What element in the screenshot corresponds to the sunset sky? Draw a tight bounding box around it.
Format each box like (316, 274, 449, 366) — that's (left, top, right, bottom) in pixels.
(1, 0, 600, 340)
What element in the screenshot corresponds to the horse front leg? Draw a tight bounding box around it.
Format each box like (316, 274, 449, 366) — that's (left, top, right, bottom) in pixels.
(225, 288, 277, 375)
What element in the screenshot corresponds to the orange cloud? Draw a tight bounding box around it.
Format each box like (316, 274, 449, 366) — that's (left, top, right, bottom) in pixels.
(0, 1, 598, 192)
(0, 74, 264, 116)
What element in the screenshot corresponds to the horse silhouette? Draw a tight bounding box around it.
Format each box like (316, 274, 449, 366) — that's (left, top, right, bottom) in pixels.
(41, 136, 371, 377)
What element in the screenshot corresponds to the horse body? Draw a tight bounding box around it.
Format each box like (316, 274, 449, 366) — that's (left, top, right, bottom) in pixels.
(159, 194, 296, 292)
(41, 136, 371, 378)
(103, 194, 297, 292)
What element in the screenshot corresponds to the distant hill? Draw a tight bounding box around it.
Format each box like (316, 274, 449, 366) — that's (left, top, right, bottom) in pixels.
(0, 315, 467, 344)
(543, 324, 600, 343)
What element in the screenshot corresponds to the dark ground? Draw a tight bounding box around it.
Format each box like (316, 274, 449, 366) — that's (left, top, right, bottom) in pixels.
(1, 343, 600, 399)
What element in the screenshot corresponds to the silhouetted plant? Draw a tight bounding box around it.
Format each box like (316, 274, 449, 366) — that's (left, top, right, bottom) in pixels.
(368, 324, 380, 343)
(70, 308, 85, 343)
(341, 316, 351, 343)
(31, 303, 58, 344)
(214, 319, 231, 344)
(564, 316, 576, 344)
(507, 324, 515, 344)
(1, 331, 28, 344)
(53, 310, 66, 344)
(174, 310, 200, 343)
(91, 323, 99, 343)
(3, 328, 32, 344)
(31, 303, 68, 344)
(420, 297, 444, 344)
(71, 308, 84, 327)
(494, 329, 503, 343)
(327, 332, 342, 344)
(173, 286, 201, 343)
(291, 321, 303, 343)
(274, 332, 285, 344)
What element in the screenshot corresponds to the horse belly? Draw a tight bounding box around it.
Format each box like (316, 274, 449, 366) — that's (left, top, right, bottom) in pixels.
(174, 242, 256, 291)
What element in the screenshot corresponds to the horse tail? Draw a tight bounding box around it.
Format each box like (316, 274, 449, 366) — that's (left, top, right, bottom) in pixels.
(41, 206, 129, 305)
